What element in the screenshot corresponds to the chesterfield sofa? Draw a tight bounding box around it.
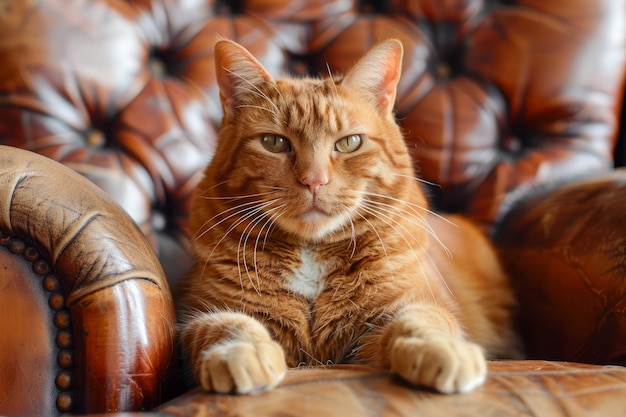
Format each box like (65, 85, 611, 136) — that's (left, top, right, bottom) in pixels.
(2, 0, 626, 416)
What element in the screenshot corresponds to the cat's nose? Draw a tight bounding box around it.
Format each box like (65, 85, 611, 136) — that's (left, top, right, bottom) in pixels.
(300, 172, 329, 197)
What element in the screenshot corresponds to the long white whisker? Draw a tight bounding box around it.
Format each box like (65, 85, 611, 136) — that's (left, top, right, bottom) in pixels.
(193, 197, 278, 241)
(203, 199, 280, 264)
(254, 204, 288, 267)
(199, 190, 280, 201)
(362, 198, 452, 258)
(361, 190, 456, 227)
(262, 207, 288, 251)
(391, 172, 442, 188)
(198, 180, 231, 196)
(345, 205, 393, 278)
(339, 204, 357, 258)
(240, 203, 287, 294)
(238, 214, 263, 295)
(359, 201, 454, 299)
(363, 206, 437, 298)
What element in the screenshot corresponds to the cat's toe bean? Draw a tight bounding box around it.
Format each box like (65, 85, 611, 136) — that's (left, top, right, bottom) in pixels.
(451, 343, 487, 394)
(201, 345, 237, 393)
(391, 335, 487, 394)
(199, 339, 287, 394)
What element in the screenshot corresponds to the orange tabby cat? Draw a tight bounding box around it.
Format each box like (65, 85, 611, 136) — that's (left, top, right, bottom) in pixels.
(177, 39, 521, 395)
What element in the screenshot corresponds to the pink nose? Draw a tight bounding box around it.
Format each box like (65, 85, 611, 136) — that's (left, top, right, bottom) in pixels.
(300, 172, 329, 197)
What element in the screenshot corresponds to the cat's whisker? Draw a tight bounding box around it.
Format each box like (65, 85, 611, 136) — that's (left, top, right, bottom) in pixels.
(262, 207, 288, 252)
(202, 199, 281, 265)
(231, 201, 285, 292)
(256, 185, 288, 191)
(391, 172, 442, 189)
(357, 203, 436, 299)
(240, 203, 288, 294)
(359, 201, 455, 300)
(359, 191, 455, 259)
(344, 205, 394, 279)
(238, 215, 263, 294)
(199, 189, 281, 201)
(193, 197, 279, 241)
(253, 204, 288, 269)
(198, 180, 231, 196)
(361, 190, 457, 227)
(361, 198, 452, 258)
(339, 204, 358, 258)
(298, 348, 328, 367)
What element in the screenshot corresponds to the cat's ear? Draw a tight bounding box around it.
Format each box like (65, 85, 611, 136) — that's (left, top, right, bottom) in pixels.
(214, 39, 274, 117)
(341, 39, 403, 114)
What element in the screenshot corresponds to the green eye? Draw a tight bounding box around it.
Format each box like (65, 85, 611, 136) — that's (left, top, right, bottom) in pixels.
(335, 135, 362, 153)
(261, 134, 291, 153)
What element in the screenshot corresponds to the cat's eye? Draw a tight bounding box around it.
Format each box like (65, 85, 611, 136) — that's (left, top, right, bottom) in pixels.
(335, 135, 362, 153)
(261, 134, 291, 153)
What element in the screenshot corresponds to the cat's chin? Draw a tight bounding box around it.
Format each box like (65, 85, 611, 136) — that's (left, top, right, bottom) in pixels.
(300, 207, 328, 222)
(280, 209, 347, 243)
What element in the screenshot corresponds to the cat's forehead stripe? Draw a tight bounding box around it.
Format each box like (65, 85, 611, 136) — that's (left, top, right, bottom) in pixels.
(270, 79, 346, 136)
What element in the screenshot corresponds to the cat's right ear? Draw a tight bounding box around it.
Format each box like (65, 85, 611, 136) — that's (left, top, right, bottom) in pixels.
(214, 40, 274, 117)
(342, 39, 403, 115)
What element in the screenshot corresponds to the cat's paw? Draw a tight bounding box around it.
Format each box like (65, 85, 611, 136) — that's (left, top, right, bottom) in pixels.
(390, 334, 487, 394)
(199, 338, 287, 394)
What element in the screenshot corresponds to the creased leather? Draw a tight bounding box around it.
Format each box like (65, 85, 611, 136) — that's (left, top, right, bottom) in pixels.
(497, 169, 626, 365)
(0, 146, 177, 415)
(153, 361, 626, 417)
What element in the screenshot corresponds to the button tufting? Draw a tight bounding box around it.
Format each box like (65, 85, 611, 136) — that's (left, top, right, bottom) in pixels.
(85, 129, 106, 148)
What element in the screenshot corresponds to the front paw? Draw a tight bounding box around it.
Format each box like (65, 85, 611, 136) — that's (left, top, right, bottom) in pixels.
(390, 335, 487, 393)
(199, 339, 287, 394)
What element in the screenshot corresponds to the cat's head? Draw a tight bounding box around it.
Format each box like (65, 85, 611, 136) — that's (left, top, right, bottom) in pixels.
(198, 39, 423, 244)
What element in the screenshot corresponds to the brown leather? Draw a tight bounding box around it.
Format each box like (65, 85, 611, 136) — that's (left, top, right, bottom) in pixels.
(1, 0, 626, 416)
(0, 146, 177, 415)
(133, 361, 626, 416)
(1, 0, 624, 284)
(497, 169, 626, 365)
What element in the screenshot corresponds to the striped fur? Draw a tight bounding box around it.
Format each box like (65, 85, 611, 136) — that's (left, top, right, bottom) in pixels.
(177, 39, 521, 395)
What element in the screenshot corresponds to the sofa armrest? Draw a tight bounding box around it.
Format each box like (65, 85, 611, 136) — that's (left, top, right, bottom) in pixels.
(0, 145, 177, 415)
(495, 169, 626, 364)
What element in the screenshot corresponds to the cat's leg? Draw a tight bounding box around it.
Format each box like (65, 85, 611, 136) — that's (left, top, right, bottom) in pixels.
(180, 311, 287, 394)
(386, 302, 487, 393)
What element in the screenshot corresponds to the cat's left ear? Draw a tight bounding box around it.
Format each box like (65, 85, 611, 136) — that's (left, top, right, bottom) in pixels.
(341, 39, 403, 114)
(214, 39, 275, 117)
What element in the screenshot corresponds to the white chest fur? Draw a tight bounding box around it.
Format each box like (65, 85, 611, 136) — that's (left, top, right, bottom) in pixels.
(287, 248, 327, 300)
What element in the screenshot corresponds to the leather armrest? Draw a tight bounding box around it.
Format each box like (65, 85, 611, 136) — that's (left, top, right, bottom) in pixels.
(0, 145, 177, 414)
(495, 169, 626, 364)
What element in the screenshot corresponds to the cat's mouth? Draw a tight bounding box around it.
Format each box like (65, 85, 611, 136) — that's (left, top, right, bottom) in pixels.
(300, 205, 329, 220)
(280, 200, 348, 241)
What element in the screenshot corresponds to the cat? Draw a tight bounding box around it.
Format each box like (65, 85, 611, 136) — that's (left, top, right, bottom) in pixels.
(177, 38, 521, 396)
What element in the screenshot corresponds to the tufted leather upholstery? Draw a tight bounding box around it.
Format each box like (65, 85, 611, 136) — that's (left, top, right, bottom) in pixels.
(2, 0, 624, 280)
(1, 0, 626, 415)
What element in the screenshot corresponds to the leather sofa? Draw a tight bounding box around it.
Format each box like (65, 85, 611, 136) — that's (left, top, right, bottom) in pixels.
(1, 0, 626, 416)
